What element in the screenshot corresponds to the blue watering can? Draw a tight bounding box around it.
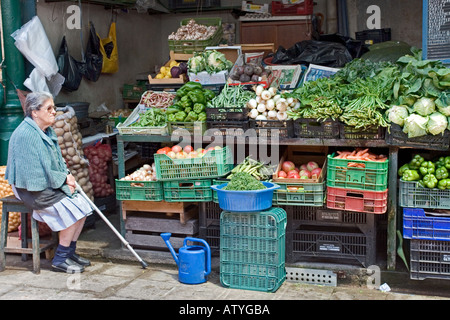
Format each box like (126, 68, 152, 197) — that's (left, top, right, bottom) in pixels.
(161, 232, 211, 284)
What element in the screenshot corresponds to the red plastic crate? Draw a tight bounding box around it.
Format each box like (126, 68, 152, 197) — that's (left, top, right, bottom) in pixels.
(326, 186, 388, 214)
(271, 0, 313, 16)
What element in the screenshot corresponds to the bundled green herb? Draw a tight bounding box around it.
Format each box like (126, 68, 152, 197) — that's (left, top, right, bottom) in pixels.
(131, 108, 167, 127)
(223, 172, 267, 191)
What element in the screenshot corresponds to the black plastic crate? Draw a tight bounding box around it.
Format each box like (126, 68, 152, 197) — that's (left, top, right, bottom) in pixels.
(386, 123, 450, 151)
(293, 119, 341, 139)
(249, 119, 295, 139)
(206, 107, 247, 121)
(199, 201, 222, 228)
(410, 239, 450, 280)
(169, 0, 220, 9)
(355, 28, 391, 45)
(286, 224, 377, 267)
(340, 125, 385, 140)
(206, 120, 250, 137)
(199, 224, 220, 256)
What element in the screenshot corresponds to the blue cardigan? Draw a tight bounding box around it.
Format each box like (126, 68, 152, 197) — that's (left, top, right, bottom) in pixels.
(5, 117, 72, 197)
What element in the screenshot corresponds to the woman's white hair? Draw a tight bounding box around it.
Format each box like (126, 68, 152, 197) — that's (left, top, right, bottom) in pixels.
(24, 91, 54, 117)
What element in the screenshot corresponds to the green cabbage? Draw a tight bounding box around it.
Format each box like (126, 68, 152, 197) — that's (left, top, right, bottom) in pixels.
(427, 112, 448, 135)
(436, 91, 450, 116)
(403, 113, 429, 138)
(387, 105, 409, 126)
(413, 97, 436, 116)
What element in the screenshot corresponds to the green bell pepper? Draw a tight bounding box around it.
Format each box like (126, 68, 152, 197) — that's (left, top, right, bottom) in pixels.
(187, 89, 206, 105)
(166, 106, 182, 114)
(436, 166, 449, 180)
(402, 169, 421, 181)
(419, 161, 435, 176)
(409, 154, 425, 170)
(423, 173, 438, 188)
(438, 178, 450, 190)
(193, 103, 205, 114)
(197, 111, 207, 122)
(398, 163, 410, 177)
(436, 156, 445, 168)
(185, 111, 198, 122)
(202, 89, 216, 101)
(176, 81, 203, 97)
(175, 111, 187, 122)
(184, 107, 192, 114)
(445, 156, 450, 170)
(167, 113, 177, 122)
(180, 95, 193, 109)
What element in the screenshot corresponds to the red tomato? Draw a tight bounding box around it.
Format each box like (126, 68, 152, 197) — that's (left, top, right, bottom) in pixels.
(172, 145, 182, 153)
(183, 145, 194, 154)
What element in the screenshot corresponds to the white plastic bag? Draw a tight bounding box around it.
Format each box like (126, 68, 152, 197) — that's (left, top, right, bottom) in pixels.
(12, 16, 58, 79)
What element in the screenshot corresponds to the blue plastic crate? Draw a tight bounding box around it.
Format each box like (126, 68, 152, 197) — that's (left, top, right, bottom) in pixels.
(403, 208, 450, 241)
(211, 182, 280, 212)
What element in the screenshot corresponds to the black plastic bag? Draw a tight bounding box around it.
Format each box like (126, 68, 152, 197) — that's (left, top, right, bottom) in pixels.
(56, 36, 83, 92)
(81, 22, 103, 82)
(272, 40, 353, 68)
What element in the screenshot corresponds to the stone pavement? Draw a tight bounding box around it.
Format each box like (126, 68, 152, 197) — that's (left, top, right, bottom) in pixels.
(1, 212, 450, 307)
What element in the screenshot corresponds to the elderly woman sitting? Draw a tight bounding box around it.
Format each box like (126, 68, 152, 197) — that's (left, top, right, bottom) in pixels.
(5, 91, 92, 274)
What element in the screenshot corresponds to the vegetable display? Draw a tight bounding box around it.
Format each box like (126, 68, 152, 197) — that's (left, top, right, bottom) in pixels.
(131, 108, 167, 127)
(229, 63, 268, 83)
(276, 160, 322, 180)
(207, 83, 255, 115)
(168, 81, 214, 122)
(155, 60, 187, 79)
(334, 148, 387, 162)
(399, 154, 450, 189)
(120, 164, 157, 183)
(247, 85, 298, 121)
(227, 156, 275, 181)
(84, 143, 114, 198)
(156, 144, 220, 159)
(223, 172, 267, 191)
(168, 19, 218, 41)
(188, 50, 233, 74)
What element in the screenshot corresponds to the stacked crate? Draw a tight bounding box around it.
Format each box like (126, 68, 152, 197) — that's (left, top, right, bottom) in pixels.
(119, 146, 233, 250)
(400, 180, 450, 280)
(220, 207, 287, 292)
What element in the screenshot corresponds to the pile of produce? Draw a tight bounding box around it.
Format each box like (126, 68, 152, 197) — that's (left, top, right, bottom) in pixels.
(333, 148, 388, 162)
(399, 154, 450, 189)
(139, 91, 176, 109)
(207, 83, 255, 115)
(229, 63, 269, 83)
(168, 19, 218, 41)
(155, 60, 188, 79)
(188, 50, 233, 74)
(120, 164, 157, 184)
(53, 107, 94, 200)
(247, 85, 299, 121)
(0, 166, 20, 232)
(276, 160, 322, 180)
(156, 145, 221, 159)
(224, 172, 267, 191)
(84, 143, 114, 198)
(227, 156, 275, 181)
(168, 81, 215, 122)
(131, 108, 167, 127)
(284, 48, 450, 138)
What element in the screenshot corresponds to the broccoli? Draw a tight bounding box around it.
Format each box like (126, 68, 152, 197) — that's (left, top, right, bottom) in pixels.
(224, 172, 267, 191)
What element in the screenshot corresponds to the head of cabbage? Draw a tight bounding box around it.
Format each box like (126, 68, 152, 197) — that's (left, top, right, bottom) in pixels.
(436, 91, 450, 116)
(427, 112, 448, 135)
(413, 97, 436, 116)
(387, 105, 409, 127)
(403, 113, 428, 138)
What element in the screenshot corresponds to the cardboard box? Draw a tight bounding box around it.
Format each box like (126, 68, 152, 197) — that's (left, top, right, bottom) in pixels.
(241, 1, 269, 13)
(266, 64, 305, 89)
(273, 145, 328, 183)
(301, 64, 340, 84)
(187, 46, 242, 85)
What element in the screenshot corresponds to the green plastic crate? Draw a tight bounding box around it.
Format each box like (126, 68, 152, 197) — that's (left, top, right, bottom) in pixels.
(115, 179, 163, 201)
(154, 146, 233, 181)
(212, 177, 229, 203)
(168, 18, 223, 54)
(326, 153, 389, 191)
(163, 179, 212, 202)
(220, 208, 287, 292)
(399, 179, 450, 209)
(273, 181, 325, 207)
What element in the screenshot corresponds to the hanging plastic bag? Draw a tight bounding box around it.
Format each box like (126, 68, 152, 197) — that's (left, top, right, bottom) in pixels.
(81, 22, 103, 82)
(100, 22, 119, 74)
(11, 16, 59, 79)
(57, 36, 83, 91)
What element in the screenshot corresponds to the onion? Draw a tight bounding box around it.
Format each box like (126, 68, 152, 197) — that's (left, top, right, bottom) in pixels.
(255, 85, 264, 96)
(261, 90, 271, 100)
(266, 99, 275, 111)
(257, 103, 267, 113)
(247, 98, 257, 109)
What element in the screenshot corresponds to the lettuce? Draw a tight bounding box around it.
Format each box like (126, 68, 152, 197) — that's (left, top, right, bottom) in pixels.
(426, 112, 448, 135)
(387, 105, 409, 126)
(413, 97, 435, 116)
(403, 113, 428, 138)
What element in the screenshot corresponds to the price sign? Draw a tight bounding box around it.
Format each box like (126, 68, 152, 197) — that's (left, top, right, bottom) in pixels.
(422, 0, 450, 64)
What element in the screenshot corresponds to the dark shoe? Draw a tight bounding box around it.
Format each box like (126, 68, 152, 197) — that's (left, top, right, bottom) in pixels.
(52, 258, 85, 273)
(70, 253, 91, 267)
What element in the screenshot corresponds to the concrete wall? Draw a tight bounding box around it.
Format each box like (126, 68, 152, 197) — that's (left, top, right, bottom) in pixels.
(34, 0, 422, 111)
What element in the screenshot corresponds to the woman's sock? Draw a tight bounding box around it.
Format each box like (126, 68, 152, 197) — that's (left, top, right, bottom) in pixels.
(52, 244, 71, 266)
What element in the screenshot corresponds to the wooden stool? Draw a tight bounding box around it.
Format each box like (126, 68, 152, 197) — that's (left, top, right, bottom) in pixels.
(0, 195, 57, 274)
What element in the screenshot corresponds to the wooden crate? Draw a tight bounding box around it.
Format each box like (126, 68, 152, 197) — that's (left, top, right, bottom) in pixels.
(121, 200, 198, 224)
(125, 212, 198, 250)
